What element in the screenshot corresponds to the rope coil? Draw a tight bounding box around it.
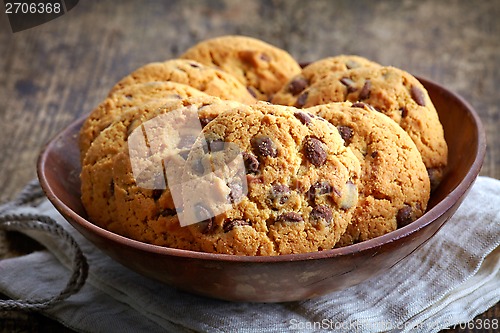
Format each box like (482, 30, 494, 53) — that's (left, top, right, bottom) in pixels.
(0, 181, 88, 312)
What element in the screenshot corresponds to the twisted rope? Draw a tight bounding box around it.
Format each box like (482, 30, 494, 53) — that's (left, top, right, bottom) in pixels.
(0, 181, 88, 311)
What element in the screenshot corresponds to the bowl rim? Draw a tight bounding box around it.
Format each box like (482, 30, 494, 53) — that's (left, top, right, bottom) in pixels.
(37, 76, 487, 263)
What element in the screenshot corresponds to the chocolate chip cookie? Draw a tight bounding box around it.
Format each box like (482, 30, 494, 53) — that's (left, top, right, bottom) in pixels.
(308, 102, 430, 246)
(273, 66, 448, 189)
(109, 59, 257, 104)
(80, 96, 243, 249)
(80, 81, 210, 160)
(180, 35, 302, 101)
(179, 103, 361, 255)
(272, 55, 380, 106)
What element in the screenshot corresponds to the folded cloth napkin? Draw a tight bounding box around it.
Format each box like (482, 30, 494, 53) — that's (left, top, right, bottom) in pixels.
(0, 176, 499, 333)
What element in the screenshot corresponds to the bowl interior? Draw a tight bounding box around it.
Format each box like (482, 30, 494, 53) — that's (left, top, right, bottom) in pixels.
(424, 79, 484, 210)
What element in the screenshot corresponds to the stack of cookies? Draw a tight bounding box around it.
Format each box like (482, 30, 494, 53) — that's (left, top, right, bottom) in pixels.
(80, 35, 447, 255)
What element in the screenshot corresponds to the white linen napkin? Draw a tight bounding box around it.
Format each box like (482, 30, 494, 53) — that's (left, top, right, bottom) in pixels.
(0, 176, 499, 333)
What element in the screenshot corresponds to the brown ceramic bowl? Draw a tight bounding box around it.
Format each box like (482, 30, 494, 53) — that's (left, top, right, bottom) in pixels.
(37, 77, 486, 302)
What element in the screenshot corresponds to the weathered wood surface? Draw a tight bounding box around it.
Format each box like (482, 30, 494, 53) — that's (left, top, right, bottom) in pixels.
(0, 0, 498, 331)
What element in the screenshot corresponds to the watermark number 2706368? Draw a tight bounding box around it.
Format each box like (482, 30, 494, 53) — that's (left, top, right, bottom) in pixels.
(3, 0, 79, 32)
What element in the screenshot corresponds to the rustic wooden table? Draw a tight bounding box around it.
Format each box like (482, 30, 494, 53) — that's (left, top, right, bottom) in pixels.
(0, 0, 498, 332)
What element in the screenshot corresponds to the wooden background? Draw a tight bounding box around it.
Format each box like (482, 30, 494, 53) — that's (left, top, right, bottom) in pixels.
(0, 0, 498, 331)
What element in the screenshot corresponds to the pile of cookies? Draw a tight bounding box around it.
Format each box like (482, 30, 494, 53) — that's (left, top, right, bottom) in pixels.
(80, 35, 447, 255)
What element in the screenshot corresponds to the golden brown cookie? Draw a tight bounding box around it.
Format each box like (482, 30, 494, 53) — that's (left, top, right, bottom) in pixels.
(80, 96, 243, 249)
(273, 66, 448, 189)
(308, 102, 430, 246)
(272, 55, 380, 106)
(180, 103, 361, 255)
(79, 81, 210, 160)
(109, 59, 257, 104)
(180, 35, 301, 101)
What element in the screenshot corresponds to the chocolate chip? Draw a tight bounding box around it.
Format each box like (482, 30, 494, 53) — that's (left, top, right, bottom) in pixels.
(351, 102, 366, 108)
(295, 91, 309, 108)
(194, 204, 211, 220)
(194, 204, 216, 234)
(271, 183, 290, 195)
(427, 168, 441, 191)
(307, 181, 333, 202)
(340, 77, 357, 93)
(242, 152, 259, 173)
(223, 219, 251, 233)
(345, 60, 360, 69)
(207, 137, 225, 152)
(247, 86, 257, 98)
(160, 208, 177, 217)
(179, 150, 190, 160)
(152, 189, 163, 200)
(358, 80, 371, 100)
(251, 136, 278, 158)
(410, 85, 426, 106)
(288, 77, 308, 95)
(109, 180, 115, 195)
(228, 181, 244, 203)
(270, 184, 290, 205)
(396, 204, 414, 228)
(303, 137, 327, 167)
(189, 62, 201, 68)
(310, 205, 333, 223)
(371, 150, 379, 158)
(276, 212, 303, 223)
(294, 111, 311, 125)
(337, 126, 354, 146)
(199, 117, 215, 128)
(191, 158, 205, 176)
(260, 53, 271, 62)
(366, 104, 380, 112)
(124, 94, 133, 100)
(400, 106, 408, 118)
(246, 174, 263, 184)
